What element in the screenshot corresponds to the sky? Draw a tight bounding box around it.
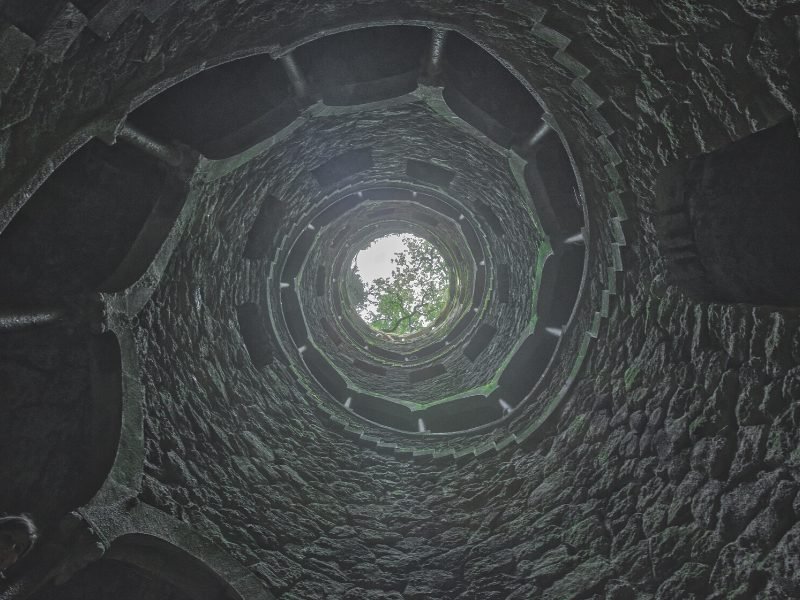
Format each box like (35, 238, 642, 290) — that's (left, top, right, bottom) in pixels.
(352, 233, 448, 329)
(353, 234, 408, 283)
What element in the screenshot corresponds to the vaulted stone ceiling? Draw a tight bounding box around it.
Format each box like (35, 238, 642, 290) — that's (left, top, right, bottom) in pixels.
(1, 1, 800, 599)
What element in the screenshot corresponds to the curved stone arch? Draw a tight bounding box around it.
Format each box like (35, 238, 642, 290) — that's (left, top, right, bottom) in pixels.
(104, 533, 263, 600)
(0, 316, 270, 600)
(83, 325, 145, 506)
(82, 331, 128, 505)
(1, 508, 273, 600)
(80, 504, 274, 600)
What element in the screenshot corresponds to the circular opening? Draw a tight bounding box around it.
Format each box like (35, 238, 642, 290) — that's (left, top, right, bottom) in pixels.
(347, 233, 450, 336)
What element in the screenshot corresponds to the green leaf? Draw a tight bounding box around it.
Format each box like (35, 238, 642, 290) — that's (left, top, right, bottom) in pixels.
(354, 235, 449, 335)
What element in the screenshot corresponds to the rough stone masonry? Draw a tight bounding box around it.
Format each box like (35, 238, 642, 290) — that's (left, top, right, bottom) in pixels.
(1, 1, 799, 599)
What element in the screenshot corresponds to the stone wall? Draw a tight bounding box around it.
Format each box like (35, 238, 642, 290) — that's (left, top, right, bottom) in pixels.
(1, 1, 799, 599)
(138, 237, 800, 598)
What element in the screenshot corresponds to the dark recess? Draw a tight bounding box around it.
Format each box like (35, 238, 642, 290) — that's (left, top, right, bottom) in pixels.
(473, 265, 486, 307)
(463, 324, 498, 361)
(295, 26, 428, 105)
(312, 148, 374, 187)
(244, 194, 284, 261)
(0, 139, 172, 302)
(543, 246, 584, 327)
(424, 395, 502, 432)
(475, 200, 504, 236)
(313, 192, 365, 228)
(281, 287, 308, 346)
(86, 332, 124, 505)
(236, 303, 274, 367)
(321, 318, 343, 346)
(656, 119, 800, 306)
(498, 332, 558, 404)
(406, 159, 455, 187)
(30, 559, 195, 600)
(351, 394, 415, 432)
(128, 53, 292, 157)
(303, 345, 348, 399)
(443, 86, 517, 147)
(442, 32, 542, 144)
(409, 363, 447, 383)
(0, 328, 93, 525)
(0, 0, 57, 37)
(353, 359, 388, 376)
(525, 138, 582, 238)
(497, 263, 511, 303)
(283, 229, 316, 278)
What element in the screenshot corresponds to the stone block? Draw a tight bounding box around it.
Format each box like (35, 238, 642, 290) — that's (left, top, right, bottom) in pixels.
(37, 2, 88, 62)
(709, 540, 763, 597)
(650, 526, 695, 579)
(87, 0, 142, 40)
(554, 50, 591, 78)
(251, 551, 303, 593)
(654, 562, 710, 600)
(0, 24, 35, 93)
(403, 570, 457, 600)
(542, 557, 611, 600)
(518, 545, 574, 586)
(764, 522, 800, 596)
(140, 0, 179, 22)
(531, 23, 570, 49)
(506, 0, 546, 22)
(717, 471, 781, 541)
(691, 480, 723, 529)
(571, 77, 604, 108)
(728, 425, 768, 481)
(669, 471, 704, 525)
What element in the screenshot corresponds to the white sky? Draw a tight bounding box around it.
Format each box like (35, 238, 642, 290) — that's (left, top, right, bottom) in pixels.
(353, 234, 408, 283)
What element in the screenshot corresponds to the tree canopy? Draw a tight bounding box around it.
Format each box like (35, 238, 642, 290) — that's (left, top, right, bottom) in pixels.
(348, 235, 449, 335)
